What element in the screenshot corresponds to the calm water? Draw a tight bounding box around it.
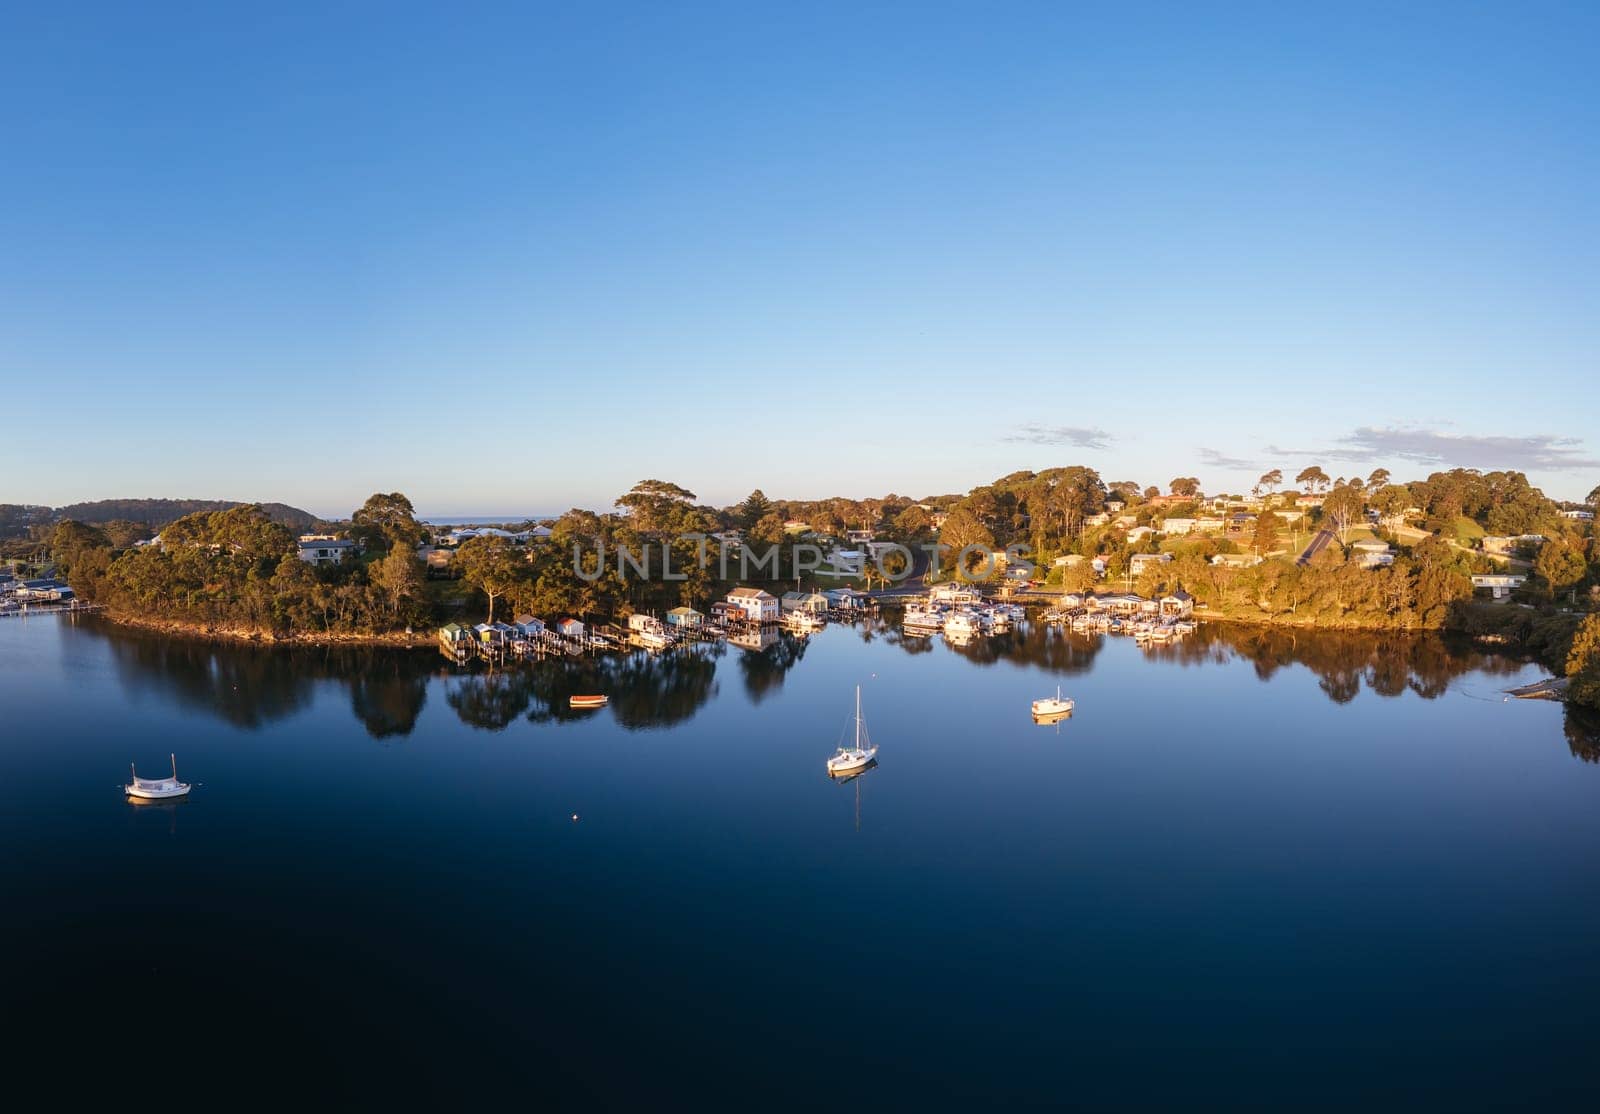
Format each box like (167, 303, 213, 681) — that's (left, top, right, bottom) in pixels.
(4, 613, 1599, 1108)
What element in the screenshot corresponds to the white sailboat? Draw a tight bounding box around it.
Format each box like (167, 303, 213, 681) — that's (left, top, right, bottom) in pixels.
(127, 753, 191, 800)
(1031, 686, 1074, 719)
(827, 685, 878, 776)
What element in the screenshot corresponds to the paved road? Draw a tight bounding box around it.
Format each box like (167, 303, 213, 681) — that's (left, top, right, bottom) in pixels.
(1296, 529, 1336, 566)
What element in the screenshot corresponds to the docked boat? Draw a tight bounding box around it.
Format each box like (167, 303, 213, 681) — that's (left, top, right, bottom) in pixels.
(827, 685, 879, 776)
(127, 754, 190, 801)
(1031, 686, 1074, 718)
(944, 611, 981, 638)
(569, 694, 608, 709)
(783, 610, 826, 634)
(903, 606, 945, 632)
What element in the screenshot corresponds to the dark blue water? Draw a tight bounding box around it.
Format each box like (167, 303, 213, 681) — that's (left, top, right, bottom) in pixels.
(3, 614, 1598, 1108)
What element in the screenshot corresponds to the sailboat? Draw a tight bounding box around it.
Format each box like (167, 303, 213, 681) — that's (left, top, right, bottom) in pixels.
(827, 685, 878, 776)
(127, 754, 191, 801)
(1031, 686, 1074, 720)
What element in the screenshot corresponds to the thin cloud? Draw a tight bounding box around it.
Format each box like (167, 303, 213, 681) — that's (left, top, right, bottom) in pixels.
(1004, 424, 1112, 451)
(1197, 447, 1258, 469)
(1265, 427, 1599, 471)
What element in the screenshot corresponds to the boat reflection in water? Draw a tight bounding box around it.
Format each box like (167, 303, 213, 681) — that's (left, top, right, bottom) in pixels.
(830, 757, 877, 833)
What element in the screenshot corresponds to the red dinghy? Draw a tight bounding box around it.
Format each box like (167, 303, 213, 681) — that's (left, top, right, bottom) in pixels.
(569, 695, 608, 709)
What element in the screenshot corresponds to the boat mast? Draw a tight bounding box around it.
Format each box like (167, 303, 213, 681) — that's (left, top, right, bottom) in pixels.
(855, 685, 862, 750)
(170, 753, 178, 780)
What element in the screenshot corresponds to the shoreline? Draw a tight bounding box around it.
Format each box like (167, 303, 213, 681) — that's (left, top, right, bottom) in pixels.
(90, 608, 436, 650)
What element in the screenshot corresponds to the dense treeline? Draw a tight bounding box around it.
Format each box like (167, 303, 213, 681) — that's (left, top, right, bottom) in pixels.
(37, 467, 1600, 712)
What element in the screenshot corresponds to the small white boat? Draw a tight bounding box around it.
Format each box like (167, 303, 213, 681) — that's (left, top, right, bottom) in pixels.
(827, 685, 879, 776)
(1031, 686, 1074, 718)
(903, 606, 944, 632)
(127, 754, 191, 801)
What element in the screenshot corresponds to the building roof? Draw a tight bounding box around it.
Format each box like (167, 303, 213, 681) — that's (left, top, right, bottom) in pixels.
(297, 538, 355, 550)
(729, 587, 776, 600)
(667, 606, 703, 617)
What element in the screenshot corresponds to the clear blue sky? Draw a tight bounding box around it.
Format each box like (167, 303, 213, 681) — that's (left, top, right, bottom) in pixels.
(3, 1, 1596, 518)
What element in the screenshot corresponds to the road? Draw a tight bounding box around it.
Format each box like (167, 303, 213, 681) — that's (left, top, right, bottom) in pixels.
(1296, 529, 1336, 566)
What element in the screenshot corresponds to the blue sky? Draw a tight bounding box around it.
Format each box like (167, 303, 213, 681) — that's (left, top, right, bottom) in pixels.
(2, 1, 1596, 518)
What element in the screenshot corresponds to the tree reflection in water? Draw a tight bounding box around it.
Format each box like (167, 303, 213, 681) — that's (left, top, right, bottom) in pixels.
(738, 630, 808, 704)
(74, 614, 1577, 749)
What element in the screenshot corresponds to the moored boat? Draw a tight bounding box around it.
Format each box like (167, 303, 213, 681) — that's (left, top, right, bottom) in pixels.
(127, 754, 190, 801)
(827, 685, 879, 776)
(1031, 686, 1074, 718)
(569, 694, 608, 709)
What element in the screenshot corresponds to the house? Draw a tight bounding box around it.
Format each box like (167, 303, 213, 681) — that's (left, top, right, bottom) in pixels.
(824, 587, 868, 610)
(781, 590, 829, 615)
(629, 613, 667, 637)
(1091, 556, 1107, 576)
(1060, 592, 1084, 607)
(1228, 513, 1256, 531)
(513, 526, 553, 542)
(815, 550, 864, 578)
(726, 587, 779, 623)
(1560, 509, 1594, 520)
(1125, 526, 1155, 544)
(438, 622, 472, 651)
(474, 622, 516, 645)
(930, 583, 983, 605)
(1129, 552, 1173, 576)
(1099, 592, 1146, 613)
(1483, 535, 1546, 556)
(1351, 538, 1395, 568)
(665, 606, 705, 628)
(418, 545, 454, 571)
(514, 615, 546, 638)
(1296, 493, 1325, 507)
(1084, 512, 1112, 528)
(1210, 553, 1262, 568)
(1113, 515, 1138, 529)
(1162, 518, 1197, 535)
(1275, 509, 1305, 525)
(1471, 573, 1527, 599)
(1105, 500, 1125, 513)
(16, 578, 73, 601)
(297, 538, 357, 566)
(1196, 516, 1226, 533)
(1160, 590, 1195, 618)
(1052, 554, 1085, 568)
(557, 617, 586, 639)
(782, 520, 811, 534)
(845, 529, 875, 544)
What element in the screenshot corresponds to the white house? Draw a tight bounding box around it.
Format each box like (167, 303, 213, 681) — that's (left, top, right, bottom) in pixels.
(781, 590, 829, 615)
(726, 587, 779, 623)
(1126, 526, 1155, 544)
(929, 583, 983, 605)
(1471, 573, 1527, 598)
(1162, 518, 1197, 535)
(1129, 552, 1173, 576)
(1160, 590, 1195, 618)
(297, 539, 357, 566)
(1560, 509, 1594, 521)
(1351, 538, 1395, 568)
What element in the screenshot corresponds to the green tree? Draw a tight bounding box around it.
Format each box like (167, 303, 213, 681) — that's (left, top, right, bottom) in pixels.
(737, 489, 774, 530)
(1323, 482, 1366, 540)
(457, 534, 524, 623)
(1296, 466, 1330, 494)
(1170, 477, 1200, 497)
(1535, 540, 1586, 597)
(1366, 468, 1391, 492)
(1566, 614, 1600, 709)
(1252, 510, 1282, 555)
(351, 492, 422, 552)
